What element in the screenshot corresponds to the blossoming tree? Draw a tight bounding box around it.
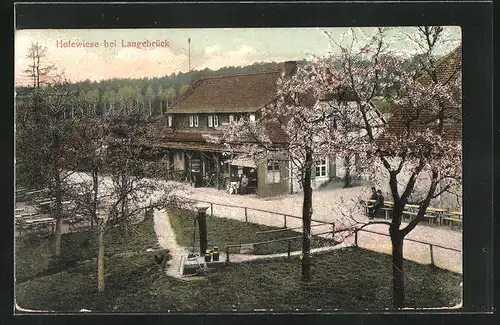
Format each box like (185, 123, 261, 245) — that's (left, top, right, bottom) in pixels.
(213, 54, 384, 281)
(324, 27, 462, 308)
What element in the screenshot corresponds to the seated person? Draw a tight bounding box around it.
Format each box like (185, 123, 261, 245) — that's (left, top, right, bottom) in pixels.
(372, 190, 384, 219)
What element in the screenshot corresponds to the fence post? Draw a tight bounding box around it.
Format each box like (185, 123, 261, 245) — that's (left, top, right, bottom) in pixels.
(354, 230, 358, 247)
(287, 240, 291, 258)
(284, 215, 287, 228)
(210, 203, 213, 218)
(430, 244, 435, 266)
(244, 207, 248, 223)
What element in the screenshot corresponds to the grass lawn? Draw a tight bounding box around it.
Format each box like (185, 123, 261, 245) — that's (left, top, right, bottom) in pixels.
(15, 218, 157, 281)
(167, 208, 333, 255)
(15, 213, 462, 312)
(16, 245, 462, 312)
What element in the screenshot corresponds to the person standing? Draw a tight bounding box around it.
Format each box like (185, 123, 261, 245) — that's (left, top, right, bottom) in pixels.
(240, 174, 249, 195)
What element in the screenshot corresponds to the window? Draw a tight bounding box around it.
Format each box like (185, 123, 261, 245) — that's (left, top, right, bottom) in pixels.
(316, 159, 327, 177)
(167, 115, 173, 127)
(229, 115, 234, 123)
(267, 161, 281, 184)
(189, 115, 198, 127)
(249, 114, 256, 122)
(208, 115, 219, 127)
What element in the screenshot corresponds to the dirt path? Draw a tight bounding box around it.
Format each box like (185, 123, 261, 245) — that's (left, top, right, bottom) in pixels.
(153, 209, 189, 278)
(66, 173, 462, 274)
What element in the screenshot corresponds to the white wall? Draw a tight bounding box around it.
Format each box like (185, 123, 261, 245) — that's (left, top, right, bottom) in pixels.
(173, 152, 185, 170)
(372, 158, 462, 210)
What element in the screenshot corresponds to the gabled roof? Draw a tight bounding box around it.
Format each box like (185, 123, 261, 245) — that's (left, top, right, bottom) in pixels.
(168, 71, 281, 114)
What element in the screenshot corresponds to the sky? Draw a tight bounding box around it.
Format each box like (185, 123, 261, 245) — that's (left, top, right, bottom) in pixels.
(15, 27, 461, 85)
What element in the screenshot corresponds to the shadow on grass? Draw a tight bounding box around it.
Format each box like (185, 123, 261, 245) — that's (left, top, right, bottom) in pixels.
(15, 245, 462, 312)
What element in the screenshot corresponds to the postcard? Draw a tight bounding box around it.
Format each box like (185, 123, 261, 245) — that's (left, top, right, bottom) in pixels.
(14, 26, 463, 313)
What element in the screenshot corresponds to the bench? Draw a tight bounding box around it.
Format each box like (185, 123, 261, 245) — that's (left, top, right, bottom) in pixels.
(442, 216, 462, 230)
(424, 214, 439, 226)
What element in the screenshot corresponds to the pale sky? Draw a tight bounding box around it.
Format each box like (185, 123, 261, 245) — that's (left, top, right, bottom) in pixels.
(15, 27, 461, 85)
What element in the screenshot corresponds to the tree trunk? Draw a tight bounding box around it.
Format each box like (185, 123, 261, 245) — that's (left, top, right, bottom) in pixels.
(390, 231, 405, 309)
(53, 163, 63, 257)
(97, 219, 107, 293)
(343, 157, 351, 188)
(301, 150, 313, 282)
(92, 169, 99, 228)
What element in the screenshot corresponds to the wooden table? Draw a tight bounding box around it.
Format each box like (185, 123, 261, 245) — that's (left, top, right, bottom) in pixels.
(426, 207, 447, 226)
(23, 217, 56, 235)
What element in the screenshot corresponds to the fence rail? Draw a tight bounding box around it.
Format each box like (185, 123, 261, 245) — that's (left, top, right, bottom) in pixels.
(182, 197, 331, 229)
(354, 228, 461, 271)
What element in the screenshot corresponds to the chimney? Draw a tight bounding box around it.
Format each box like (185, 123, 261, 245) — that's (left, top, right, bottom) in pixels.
(283, 61, 297, 78)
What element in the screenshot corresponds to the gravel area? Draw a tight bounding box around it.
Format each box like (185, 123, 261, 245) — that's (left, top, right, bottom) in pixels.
(62, 172, 463, 274)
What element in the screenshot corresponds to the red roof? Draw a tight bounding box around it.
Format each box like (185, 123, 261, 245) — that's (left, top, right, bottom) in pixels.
(169, 71, 281, 114)
(382, 46, 462, 142)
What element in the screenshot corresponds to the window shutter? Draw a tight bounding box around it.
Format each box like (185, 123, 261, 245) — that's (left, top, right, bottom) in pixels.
(208, 115, 213, 127)
(214, 115, 219, 127)
(189, 115, 193, 127)
(194, 115, 199, 127)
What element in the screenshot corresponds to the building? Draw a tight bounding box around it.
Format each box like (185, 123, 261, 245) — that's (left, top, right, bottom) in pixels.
(159, 61, 385, 197)
(374, 45, 462, 209)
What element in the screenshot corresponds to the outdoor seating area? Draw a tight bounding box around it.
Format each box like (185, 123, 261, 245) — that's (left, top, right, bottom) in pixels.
(362, 199, 462, 231)
(15, 187, 86, 238)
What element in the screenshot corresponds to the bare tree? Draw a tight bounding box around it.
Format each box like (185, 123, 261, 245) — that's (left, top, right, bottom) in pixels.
(23, 42, 57, 89)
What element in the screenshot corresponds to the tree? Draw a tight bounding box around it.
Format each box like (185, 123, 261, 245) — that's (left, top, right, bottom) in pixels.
(321, 27, 462, 308)
(178, 84, 190, 96)
(144, 86, 155, 117)
(17, 42, 59, 187)
(23, 42, 57, 89)
(17, 81, 84, 257)
(101, 90, 117, 116)
(83, 89, 100, 116)
(214, 62, 365, 282)
(68, 111, 182, 293)
(159, 87, 176, 114)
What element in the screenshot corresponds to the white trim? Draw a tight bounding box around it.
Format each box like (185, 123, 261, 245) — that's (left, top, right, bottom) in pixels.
(167, 115, 173, 127)
(315, 158, 328, 177)
(214, 115, 219, 127)
(189, 115, 194, 127)
(194, 115, 199, 127)
(208, 115, 213, 127)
